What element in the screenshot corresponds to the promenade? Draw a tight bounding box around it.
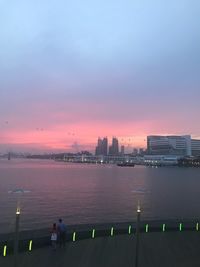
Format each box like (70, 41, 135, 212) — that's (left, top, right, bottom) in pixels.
(1, 231, 200, 267)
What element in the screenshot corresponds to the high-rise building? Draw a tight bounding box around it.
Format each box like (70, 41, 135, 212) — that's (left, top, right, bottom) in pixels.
(109, 137, 119, 156)
(102, 137, 108, 156)
(95, 137, 101, 155)
(95, 137, 108, 156)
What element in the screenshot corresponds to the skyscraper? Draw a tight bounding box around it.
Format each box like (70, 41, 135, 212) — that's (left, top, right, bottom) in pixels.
(102, 137, 108, 156)
(95, 137, 101, 155)
(109, 137, 119, 156)
(95, 137, 108, 156)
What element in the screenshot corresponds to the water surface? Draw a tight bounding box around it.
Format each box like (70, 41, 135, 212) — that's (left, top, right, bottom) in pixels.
(0, 159, 200, 233)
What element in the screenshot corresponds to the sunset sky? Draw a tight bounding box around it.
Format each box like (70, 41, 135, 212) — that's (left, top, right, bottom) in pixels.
(0, 0, 200, 153)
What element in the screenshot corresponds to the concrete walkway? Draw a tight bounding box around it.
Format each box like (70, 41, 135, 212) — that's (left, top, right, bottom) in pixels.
(1, 232, 200, 267)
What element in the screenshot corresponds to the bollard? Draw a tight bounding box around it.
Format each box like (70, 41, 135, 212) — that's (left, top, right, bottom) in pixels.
(196, 223, 199, 231)
(29, 240, 33, 251)
(162, 224, 166, 232)
(3, 245, 7, 257)
(145, 224, 149, 233)
(179, 223, 182, 231)
(110, 227, 114, 236)
(128, 225, 132, 235)
(92, 229, 95, 239)
(73, 232, 76, 242)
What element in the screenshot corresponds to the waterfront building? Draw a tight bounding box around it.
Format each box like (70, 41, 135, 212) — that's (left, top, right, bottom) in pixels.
(178, 156, 200, 167)
(120, 145, 125, 155)
(139, 148, 144, 155)
(108, 145, 112, 155)
(147, 135, 200, 156)
(191, 139, 200, 156)
(133, 148, 138, 155)
(147, 135, 192, 156)
(95, 137, 108, 156)
(95, 138, 101, 155)
(144, 155, 179, 166)
(109, 137, 119, 156)
(102, 137, 108, 156)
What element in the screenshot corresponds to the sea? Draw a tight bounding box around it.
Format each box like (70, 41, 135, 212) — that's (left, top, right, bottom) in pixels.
(0, 159, 200, 233)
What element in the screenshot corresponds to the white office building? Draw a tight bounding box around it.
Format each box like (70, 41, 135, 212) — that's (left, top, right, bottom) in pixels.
(191, 139, 200, 156)
(147, 135, 200, 156)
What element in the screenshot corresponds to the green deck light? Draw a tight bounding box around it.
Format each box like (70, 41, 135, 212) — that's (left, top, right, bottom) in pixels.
(196, 223, 199, 231)
(162, 224, 166, 232)
(73, 232, 76, 242)
(29, 240, 32, 251)
(92, 229, 95, 239)
(179, 223, 182, 231)
(111, 227, 114, 236)
(3, 245, 7, 257)
(145, 224, 149, 233)
(128, 225, 132, 234)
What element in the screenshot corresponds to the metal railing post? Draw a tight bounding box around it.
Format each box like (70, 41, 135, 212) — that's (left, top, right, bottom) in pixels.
(135, 204, 141, 267)
(14, 207, 20, 267)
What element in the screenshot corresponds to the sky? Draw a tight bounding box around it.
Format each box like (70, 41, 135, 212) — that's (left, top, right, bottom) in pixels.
(0, 0, 200, 153)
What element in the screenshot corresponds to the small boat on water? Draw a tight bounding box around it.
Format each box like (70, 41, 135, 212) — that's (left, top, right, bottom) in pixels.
(117, 162, 135, 167)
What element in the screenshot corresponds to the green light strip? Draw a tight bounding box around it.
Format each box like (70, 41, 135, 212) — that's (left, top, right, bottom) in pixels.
(111, 227, 114, 236)
(179, 223, 182, 231)
(29, 240, 32, 251)
(145, 224, 149, 233)
(3, 245, 7, 257)
(73, 232, 76, 242)
(196, 223, 199, 231)
(92, 229, 95, 238)
(162, 224, 166, 232)
(128, 225, 132, 234)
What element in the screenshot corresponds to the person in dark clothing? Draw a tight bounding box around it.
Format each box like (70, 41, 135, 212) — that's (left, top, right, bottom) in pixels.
(57, 218, 67, 247)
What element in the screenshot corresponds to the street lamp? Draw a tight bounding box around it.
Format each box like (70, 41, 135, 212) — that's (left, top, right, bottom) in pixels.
(9, 188, 30, 267)
(135, 202, 141, 267)
(14, 206, 20, 267)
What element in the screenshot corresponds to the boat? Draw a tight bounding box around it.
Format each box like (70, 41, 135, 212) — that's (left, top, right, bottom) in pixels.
(117, 162, 135, 167)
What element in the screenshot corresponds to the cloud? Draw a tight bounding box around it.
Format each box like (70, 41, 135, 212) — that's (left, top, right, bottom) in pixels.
(0, 0, 200, 152)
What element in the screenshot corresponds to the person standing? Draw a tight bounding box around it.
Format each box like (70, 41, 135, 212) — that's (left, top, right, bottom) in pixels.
(50, 223, 57, 250)
(57, 218, 67, 248)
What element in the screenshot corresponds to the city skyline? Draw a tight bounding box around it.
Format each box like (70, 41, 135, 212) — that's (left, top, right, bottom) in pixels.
(1, 0, 200, 153)
(2, 134, 200, 155)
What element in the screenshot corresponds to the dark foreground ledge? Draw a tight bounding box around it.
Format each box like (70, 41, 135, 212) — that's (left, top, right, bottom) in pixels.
(1, 232, 200, 267)
(0, 219, 200, 256)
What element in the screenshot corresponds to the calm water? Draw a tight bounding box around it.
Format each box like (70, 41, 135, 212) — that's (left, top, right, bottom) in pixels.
(0, 159, 200, 233)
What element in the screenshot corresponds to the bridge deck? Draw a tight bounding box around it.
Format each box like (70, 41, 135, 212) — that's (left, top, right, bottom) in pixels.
(1, 232, 200, 267)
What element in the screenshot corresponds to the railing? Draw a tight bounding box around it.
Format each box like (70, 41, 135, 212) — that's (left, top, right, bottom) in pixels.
(1, 219, 200, 257)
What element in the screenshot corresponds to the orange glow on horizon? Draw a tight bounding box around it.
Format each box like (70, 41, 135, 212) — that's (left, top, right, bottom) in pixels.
(1, 120, 149, 152)
(2, 115, 194, 152)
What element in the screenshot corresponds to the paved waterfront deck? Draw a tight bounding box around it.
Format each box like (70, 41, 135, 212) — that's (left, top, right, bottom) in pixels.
(1, 232, 200, 267)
